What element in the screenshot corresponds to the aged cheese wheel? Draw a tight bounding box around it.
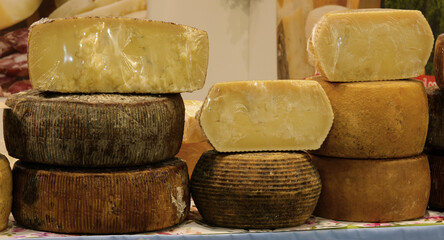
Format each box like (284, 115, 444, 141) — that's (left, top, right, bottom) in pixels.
(310, 9, 434, 82)
(309, 76, 428, 158)
(0, 154, 12, 231)
(183, 100, 206, 144)
(4, 90, 184, 167)
(427, 153, 444, 210)
(176, 141, 213, 177)
(12, 158, 189, 234)
(435, 34, 444, 89)
(426, 86, 444, 152)
(310, 154, 430, 222)
(191, 151, 321, 229)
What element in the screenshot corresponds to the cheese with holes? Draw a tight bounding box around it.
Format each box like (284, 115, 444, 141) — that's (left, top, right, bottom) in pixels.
(0, 0, 42, 30)
(28, 17, 209, 93)
(427, 153, 444, 210)
(12, 159, 189, 234)
(191, 151, 321, 229)
(198, 80, 334, 152)
(435, 34, 444, 89)
(310, 9, 434, 82)
(309, 76, 428, 158)
(0, 154, 12, 231)
(310, 154, 430, 222)
(425, 86, 444, 152)
(4, 90, 184, 167)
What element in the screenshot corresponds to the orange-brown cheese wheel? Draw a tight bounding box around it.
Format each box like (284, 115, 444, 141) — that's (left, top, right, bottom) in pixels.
(308, 76, 428, 158)
(12, 158, 189, 234)
(191, 151, 321, 229)
(434, 34, 444, 89)
(310, 154, 430, 222)
(4, 90, 184, 167)
(427, 153, 444, 210)
(0, 154, 12, 231)
(426, 86, 444, 152)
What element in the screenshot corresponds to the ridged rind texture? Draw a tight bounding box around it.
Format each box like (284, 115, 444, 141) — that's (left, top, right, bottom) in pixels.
(12, 159, 190, 234)
(190, 151, 321, 229)
(435, 34, 444, 89)
(426, 86, 444, 152)
(4, 90, 184, 167)
(311, 154, 430, 222)
(0, 154, 12, 231)
(309, 76, 428, 159)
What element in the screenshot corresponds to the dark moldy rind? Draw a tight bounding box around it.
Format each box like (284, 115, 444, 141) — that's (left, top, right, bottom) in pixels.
(4, 90, 185, 167)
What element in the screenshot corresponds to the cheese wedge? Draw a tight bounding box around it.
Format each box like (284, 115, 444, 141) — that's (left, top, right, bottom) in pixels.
(198, 80, 334, 152)
(28, 17, 209, 93)
(310, 9, 434, 82)
(0, 0, 42, 30)
(0, 154, 12, 231)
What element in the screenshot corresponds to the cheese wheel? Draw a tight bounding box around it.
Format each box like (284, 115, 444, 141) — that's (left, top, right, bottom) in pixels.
(309, 76, 428, 159)
(435, 34, 444, 89)
(0, 154, 12, 231)
(12, 159, 189, 234)
(426, 86, 444, 152)
(310, 154, 430, 222)
(4, 90, 184, 167)
(176, 142, 213, 177)
(310, 9, 434, 82)
(191, 151, 321, 229)
(428, 153, 444, 210)
(183, 100, 206, 144)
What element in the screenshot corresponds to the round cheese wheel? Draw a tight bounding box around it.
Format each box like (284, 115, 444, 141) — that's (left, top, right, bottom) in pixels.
(434, 34, 444, 89)
(427, 153, 444, 210)
(12, 158, 189, 234)
(0, 154, 12, 231)
(191, 151, 321, 229)
(310, 154, 430, 222)
(426, 86, 444, 152)
(176, 141, 213, 177)
(4, 90, 184, 167)
(308, 76, 428, 158)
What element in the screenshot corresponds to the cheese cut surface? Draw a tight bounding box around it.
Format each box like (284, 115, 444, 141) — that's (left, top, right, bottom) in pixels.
(12, 159, 189, 234)
(310, 154, 430, 222)
(0, 0, 42, 30)
(310, 9, 434, 82)
(191, 151, 321, 229)
(304, 5, 347, 42)
(28, 17, 209, 93)
(425, 86, 444, 152)
(427, 153, 444, 210)
(309, 76, 428, 158)
(435, 34, 444, 89)
(199, 80, 333, 152)
(0, 154, 12, 231)
(183, 100, 207, 144)
(4, 90, 184, 167)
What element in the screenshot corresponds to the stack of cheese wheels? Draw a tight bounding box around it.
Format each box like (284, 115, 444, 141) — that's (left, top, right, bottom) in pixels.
(425, 34, 444, 210)
(3, 17, 209, 234)
(307, 9, 434, 222)
(0, 154, 12, 231)
(191, 80, 334, 228)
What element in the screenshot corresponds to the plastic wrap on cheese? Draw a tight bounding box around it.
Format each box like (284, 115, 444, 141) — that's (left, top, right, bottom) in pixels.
(309, 9, 434, 82)
(28, 17, 209, 93)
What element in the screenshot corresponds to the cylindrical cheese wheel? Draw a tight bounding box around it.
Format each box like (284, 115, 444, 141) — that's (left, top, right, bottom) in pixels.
(308, 76, 428, 158)
(427, 153, 444, 210)
(191, 151, 321, 229)
(176, 141, 213, 177)
(426, 86, 444, 152)
(0, 154, 12, 231)
(310, 154, 430, 222)
(12, 159, 189, 234)
(4, 90, 184, 167)
(435, 34, 444, 89)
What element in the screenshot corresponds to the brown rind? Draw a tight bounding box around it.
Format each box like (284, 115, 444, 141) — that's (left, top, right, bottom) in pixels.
(277, 21, 289, 79)
(12, 158, 190, 234)
(310, 154, 430, 222)
(435, 34, 444, 89)
(0, 154, 12, 231)
(427, 153, 444, 210)
(4, 90, 184, 167)
(426, 86, 444, 151)
(190, 151, 321, 229)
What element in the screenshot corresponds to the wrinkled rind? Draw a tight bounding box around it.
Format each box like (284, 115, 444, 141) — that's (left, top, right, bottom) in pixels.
(4, 90, 185, 167)
(191, 151, 321, 229)
(435, 34, 444, 89)
(311, 154, 430, 222)
(0, 154, 12, 231)
(12, 159, 190, 234)
(28, 17, 209, 93)
(311, 9, 434, 82)
(198, 80, 334, 152)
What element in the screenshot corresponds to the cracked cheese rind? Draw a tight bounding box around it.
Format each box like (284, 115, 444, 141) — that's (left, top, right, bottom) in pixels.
(198, 80, 334, 152)
(310, 9, 434, 82)
(0, 154, 12, 231)
(12, 158, 189, 234)
(28, 17, 209, 93)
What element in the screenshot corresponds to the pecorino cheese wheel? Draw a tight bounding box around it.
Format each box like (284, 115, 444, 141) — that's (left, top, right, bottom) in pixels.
(310, 154, 430, 222)
(426, 86, 444, 152)
(191, 150, 321, 229)
(4, 90, 184, 167)
(426, 153, 444, 210)
(12, 158, 189, 234)
(435, 34, 444, 89)
(0, 154, 12, 231)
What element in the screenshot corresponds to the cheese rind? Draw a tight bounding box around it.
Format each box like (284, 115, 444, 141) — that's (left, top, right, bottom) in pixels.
(425, 86, 444, 152)
(191, 151, 321, 229)
(311, 9, 434, 82)
(183, 100, 206, 144)
(309, 76, 428, 158)
(311, 154, 430, 222)
(176, 141, 213, 177)
(198, 80, 334, 152)
(0, 154, 12, 231)
(28, 17, 209, 93)
(435, 34, 444, 89)
(4, 90, 184, 167)
(427, 153, 444, 210)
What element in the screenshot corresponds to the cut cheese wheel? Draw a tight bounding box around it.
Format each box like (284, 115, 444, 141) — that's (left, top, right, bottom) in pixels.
(435, 34, 444, 89)
(310, 154, 430, 222)
(310, 9, 434, 82)
(76, 0, 146, 17)
(0, 154, 12, 231)
(183, 100, 206, 144)
(28, 17, 209, 93)
(191, 151, 321, 229)
(176, 141, 213, 178)
(309, 76, 428, 158)
(425, 86, 444, 152)
(427, 153, 444, 210)
(304, 5, 347, 41)
(4, 90, 184, 167)
(276, 0, 313, 25)
(198, 80, 334, 152)
(0, 0, 42, 30)
(12, 159, 189, 234)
